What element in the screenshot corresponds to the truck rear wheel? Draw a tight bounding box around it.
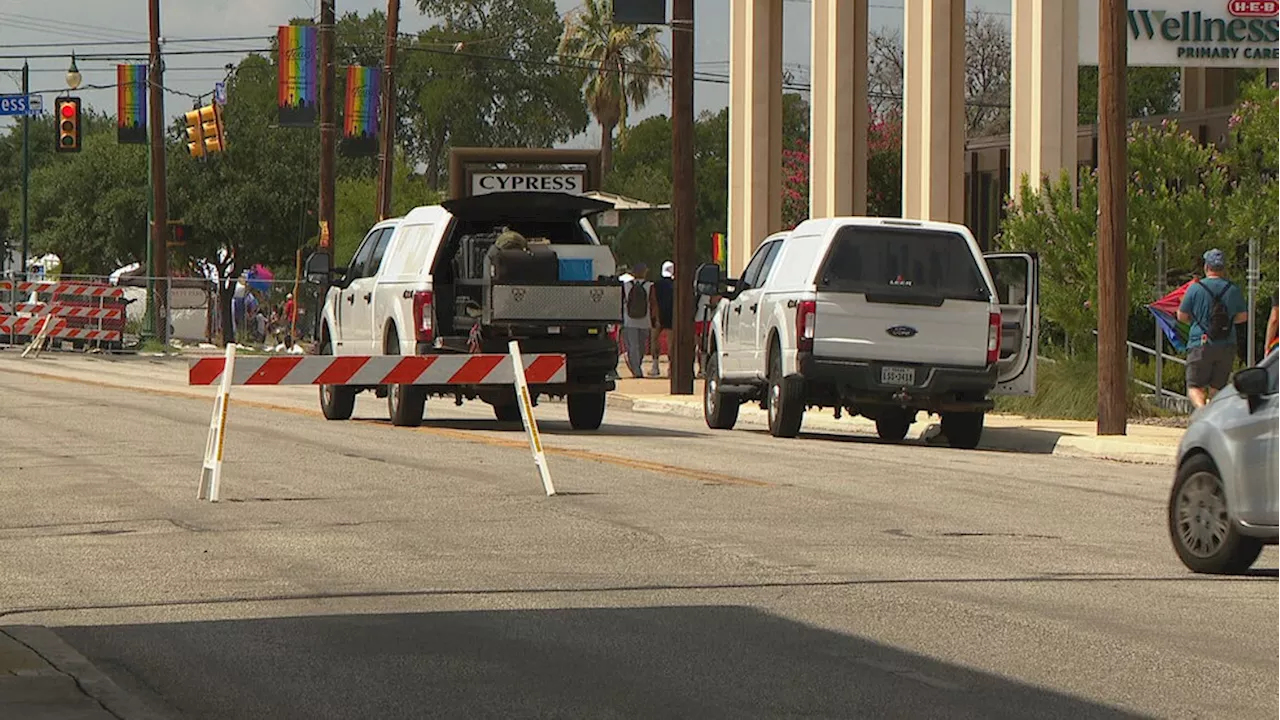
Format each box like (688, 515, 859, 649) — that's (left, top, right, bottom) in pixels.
(567, 392, 606, 431)
(942, 411, 984, 449)
(875, 409, 913, 442)
(767, 342, 805, 438)
(493, 402, 522, 422)
(318, 336, 356, 421)
(386, 331, 425, 427)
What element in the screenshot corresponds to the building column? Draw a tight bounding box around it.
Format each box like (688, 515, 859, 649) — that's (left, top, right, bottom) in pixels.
(728, 0, 782, 276)
(1181, 68, 1239, 111)
(1010, 0, 1079, 196)
(902, 0, 965, 222)
(810, 0, 868, 219)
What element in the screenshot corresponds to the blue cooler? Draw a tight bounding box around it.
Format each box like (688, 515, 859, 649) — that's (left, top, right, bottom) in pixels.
(557, 257, 594, 282)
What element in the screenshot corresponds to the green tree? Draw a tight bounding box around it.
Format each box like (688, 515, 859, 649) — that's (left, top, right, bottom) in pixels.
(1221, 76, 1279, 305)
(406, 0, 590, 189)
(1077, 67, 1180, 124)
(557, 0, 670, 177)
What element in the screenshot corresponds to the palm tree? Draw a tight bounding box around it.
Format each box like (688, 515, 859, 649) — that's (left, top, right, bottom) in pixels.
(558, 0, 670, 177)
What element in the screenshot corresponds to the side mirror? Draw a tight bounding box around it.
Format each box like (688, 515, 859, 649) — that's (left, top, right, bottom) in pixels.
(1232, 367, 1269, 398)
(304, 252, 333, 285)
(694, 263, 722, 297)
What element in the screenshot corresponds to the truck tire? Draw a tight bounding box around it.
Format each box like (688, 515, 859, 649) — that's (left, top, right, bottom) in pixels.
(767, 341, 805, 438)
(567, 392, 606, 431)
(385, 330, 425, 427)
(942, 411, 984, 449)
(493, 402, 522, 422)
(703, 349, 739, 430)
(875, 409, 912, 442)
(318, 335, 356, 421)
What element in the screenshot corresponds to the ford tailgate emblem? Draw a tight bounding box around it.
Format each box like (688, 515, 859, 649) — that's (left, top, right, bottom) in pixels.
(887, 325, 918, 338)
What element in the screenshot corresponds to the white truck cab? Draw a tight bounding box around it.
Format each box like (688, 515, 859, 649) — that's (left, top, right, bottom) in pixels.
(306, 192, 622, 430)
(696, 217, 1038, 448)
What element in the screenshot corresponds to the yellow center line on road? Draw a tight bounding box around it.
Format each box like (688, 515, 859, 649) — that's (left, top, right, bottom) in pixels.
(0, 365, 772, 489)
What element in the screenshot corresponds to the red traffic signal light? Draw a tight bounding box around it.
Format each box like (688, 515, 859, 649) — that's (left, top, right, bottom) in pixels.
(55, 97, 82, 153)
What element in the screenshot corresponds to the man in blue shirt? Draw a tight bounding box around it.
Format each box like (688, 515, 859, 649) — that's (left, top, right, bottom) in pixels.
(1177, 248, 1249, 407)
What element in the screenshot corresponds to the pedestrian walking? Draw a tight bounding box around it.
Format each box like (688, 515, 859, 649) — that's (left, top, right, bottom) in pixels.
(621, 262, 657, 379)
(1177, 248, 1248, 407)
(650, 260, 676, 377)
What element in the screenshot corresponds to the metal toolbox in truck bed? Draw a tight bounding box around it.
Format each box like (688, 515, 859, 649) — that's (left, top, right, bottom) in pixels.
(486, 283, 621, 324)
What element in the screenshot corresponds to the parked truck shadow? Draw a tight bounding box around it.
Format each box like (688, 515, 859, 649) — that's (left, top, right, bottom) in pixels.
(56, 605, 1147, 720)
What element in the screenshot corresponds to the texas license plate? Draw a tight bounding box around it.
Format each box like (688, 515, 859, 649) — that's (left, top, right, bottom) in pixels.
(880, 366, 915, 386)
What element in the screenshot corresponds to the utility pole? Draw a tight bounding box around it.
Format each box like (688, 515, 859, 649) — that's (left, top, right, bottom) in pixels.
(1096, 0, 1128, 435)
(670, 0, 695, 396)
(318, 0, 336, 253)
(375, 0, 400, 221)
(20, 61, 29, 281)
(149, 0, 169, 344)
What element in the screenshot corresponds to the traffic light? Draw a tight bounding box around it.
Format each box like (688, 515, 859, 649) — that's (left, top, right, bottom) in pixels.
(184, 103, 226, 158)
(55, 97, 82, 153)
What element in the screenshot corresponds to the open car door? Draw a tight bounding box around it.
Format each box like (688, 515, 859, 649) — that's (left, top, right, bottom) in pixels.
(985, 252, 1039, 396)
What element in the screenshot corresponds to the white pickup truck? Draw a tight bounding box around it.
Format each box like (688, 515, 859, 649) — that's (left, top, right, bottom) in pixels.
(305, 191, 622, 430)
(694, 217, 1038, 448)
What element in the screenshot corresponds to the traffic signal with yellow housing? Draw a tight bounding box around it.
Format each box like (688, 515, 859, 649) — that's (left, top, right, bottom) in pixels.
(55, 97, 82, 153)
(184, 103, 226, 158)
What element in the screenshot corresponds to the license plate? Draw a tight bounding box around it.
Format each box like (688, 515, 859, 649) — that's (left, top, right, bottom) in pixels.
(880, 366, 915, 386)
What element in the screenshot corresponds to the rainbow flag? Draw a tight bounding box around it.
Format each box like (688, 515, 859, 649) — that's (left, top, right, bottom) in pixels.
(341, 65, 381, 156)
(1148, 280, 1195, 353)
(116, 64, 147, 144)
(711, 232, 726, 269)
(277, 24, 318, 127)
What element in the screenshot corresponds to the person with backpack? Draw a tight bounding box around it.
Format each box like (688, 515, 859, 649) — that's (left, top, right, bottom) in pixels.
(621, 261, 657, 379)
(1177, 248, 1249, 407)
(649, 260, 676, 377)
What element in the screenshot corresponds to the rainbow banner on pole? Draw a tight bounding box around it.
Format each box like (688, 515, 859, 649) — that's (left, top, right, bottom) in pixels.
(711, 232, 727, 269)
(277, 24, 318, 127)
(116, 64, 147, 144)
(341, 65, 381, 157)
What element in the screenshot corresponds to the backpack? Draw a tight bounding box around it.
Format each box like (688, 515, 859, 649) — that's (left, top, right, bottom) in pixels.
(625, 281, 650, 319)
(1198, 279, 1234, 342)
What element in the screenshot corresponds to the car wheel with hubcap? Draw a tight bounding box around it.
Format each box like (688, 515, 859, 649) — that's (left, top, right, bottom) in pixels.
(766, 341, 805, 438)
(703, 348, 739, 430)
(1168, 454, 1263, 574)
(318, 335, 356, 421)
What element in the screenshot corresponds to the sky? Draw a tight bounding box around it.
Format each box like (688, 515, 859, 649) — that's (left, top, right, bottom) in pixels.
(0, 0, 1010, 145)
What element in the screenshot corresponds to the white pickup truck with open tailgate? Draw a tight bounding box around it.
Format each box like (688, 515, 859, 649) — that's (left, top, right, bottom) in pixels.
(695, 217, 1038, 449)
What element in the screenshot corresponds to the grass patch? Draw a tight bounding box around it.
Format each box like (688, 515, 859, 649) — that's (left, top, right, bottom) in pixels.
(994, 354, 1169, 421)
(138, 338, 176, 355)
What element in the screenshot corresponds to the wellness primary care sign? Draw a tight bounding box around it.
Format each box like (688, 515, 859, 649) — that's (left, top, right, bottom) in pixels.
(1079, 0, 1280, 66)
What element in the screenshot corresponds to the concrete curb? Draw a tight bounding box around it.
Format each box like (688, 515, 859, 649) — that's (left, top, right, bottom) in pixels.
(2, 625, 174, 720)
(607, 393, 1177, 466)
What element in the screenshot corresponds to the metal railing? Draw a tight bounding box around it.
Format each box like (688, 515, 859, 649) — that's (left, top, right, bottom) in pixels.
(1125, 339, 1192, 413)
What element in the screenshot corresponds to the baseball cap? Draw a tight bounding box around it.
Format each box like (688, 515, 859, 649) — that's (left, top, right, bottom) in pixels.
(661, 261, 674, 278)
(1203, 248, 1226, 270)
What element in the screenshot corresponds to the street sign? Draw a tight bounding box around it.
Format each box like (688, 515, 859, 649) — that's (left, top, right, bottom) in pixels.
(26, 95, 42, 115)
(0, 94, 33, 116)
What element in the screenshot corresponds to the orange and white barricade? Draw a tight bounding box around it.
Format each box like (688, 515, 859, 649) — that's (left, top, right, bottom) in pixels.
(188, 349, 566, 501)
(0, 280, 125, 350)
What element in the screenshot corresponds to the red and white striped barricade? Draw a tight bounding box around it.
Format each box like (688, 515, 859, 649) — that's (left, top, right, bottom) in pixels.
(188, 350, 567, 501)
(0, 280, 125, 348)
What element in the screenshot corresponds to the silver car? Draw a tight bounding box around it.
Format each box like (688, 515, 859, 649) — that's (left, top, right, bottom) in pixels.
(1168, 350, 1278, 574)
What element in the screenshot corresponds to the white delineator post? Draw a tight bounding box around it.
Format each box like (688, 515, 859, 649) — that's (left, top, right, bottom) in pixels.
(508, 340, 555, 497)
(198, 343, 237, 502)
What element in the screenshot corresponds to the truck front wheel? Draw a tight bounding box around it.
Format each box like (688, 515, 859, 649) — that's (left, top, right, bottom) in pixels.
(567, 392, 606, 431)
(318, 335, 356, 421)
(703, 348, 739, 430)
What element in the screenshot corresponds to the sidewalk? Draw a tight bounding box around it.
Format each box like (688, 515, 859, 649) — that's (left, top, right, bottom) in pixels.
(0, 626, 165, 719)
(607, 374, 1183, 466)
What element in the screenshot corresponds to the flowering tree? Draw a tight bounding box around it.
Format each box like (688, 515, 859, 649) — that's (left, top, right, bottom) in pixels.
(779, 110, 903, 229)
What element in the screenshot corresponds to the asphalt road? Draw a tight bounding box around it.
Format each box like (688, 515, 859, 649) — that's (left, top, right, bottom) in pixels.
(0, 354, 1275, 719)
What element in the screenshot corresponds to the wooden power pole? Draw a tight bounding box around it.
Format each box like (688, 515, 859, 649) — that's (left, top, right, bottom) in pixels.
(148, 0, 169, 343)
(376, 0, 400, 221)
(1097, 0, 1128, 435)
(318, 0, 336, 253)
(670, 0, 695, 396)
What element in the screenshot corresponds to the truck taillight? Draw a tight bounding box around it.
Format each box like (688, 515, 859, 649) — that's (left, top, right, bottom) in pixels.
(413, 291, 434, 343)
(797, 300, 816, 352)
(987, 311, 1001, 366)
